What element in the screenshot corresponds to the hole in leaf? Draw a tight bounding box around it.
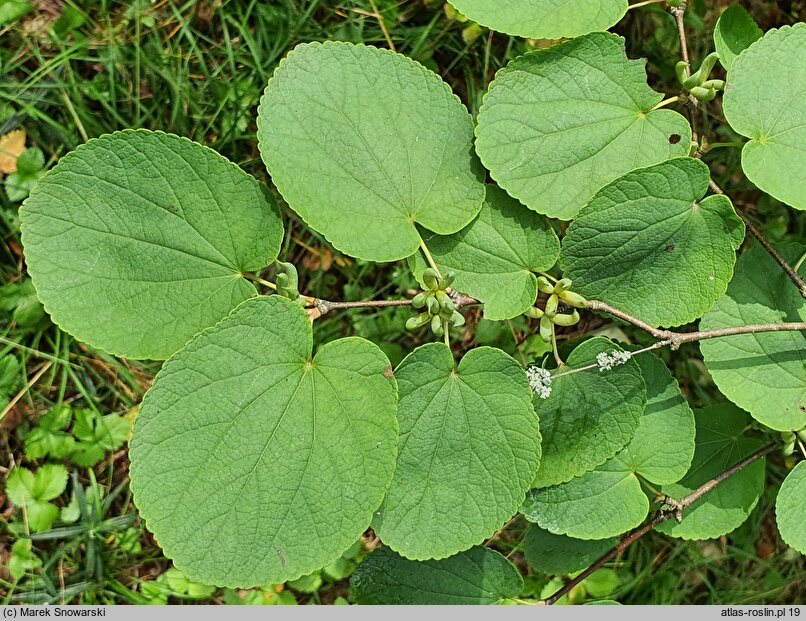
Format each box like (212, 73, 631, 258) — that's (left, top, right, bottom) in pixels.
(668, 134, 681, 144)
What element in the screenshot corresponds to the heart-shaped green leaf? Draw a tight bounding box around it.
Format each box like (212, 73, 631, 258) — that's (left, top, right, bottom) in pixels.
(257, 42, 484, 262)
(562, 158, 744, 328)
(714, 4, 762, 70)
(476, 33, 690, 220)
(657, 404, 765, 540)
(447, 0, 628, 39)
(776, 462, 806, 555)
(20, 130, 283, 360)
(129, 295, 399, 587)
(724, 24, 806, 211)
(375, 343, 540, 560)
(522, 526, 617, 576)
(350, 546, 523, 605)
(532, 337, 646, 488)
(700, 243, 806, 432)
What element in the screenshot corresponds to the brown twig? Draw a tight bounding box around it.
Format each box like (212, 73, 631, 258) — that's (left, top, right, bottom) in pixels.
(670, 2, 699, 143)
(709, 179, 806, 300)
(305, 291, 480, 319)
(585, 298, 806, 350)
(542, 442, 778, 605)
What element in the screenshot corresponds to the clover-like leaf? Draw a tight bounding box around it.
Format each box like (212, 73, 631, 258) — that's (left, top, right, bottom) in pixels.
(412, 186, 559, 320)
(724, 24, 806, 211)
(714, 5, 762, 70)
(476, 32, 690, 220)
(562, 158, 744, 328)
(522, 526, 617, 576)
(525, 352, 693, 539)
(129, 295, 399, 587)
(700, 243, 806, 431)
(776, 462, 806, 555)
(20, 130, 283, 360)
(374, 343, 540, 560)
(350, 546, 523, 605)
(257, 42, 484, 262)
(447, 0, 627, 39)
(532, 337, 645, 488)
(6, 464, 68, 532)
(657, 404, 765, 540)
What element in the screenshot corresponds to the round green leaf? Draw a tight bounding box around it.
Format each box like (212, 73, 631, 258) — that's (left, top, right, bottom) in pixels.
(532, 337, 646, 488)
(700, 243, 806, 432)
(776, 462, 806, 555)
(20, 130, 283, 360)
(657, 404, 765, 540)
(562, 158, 744, 327)
(714, 5, 762, 71)
(525, 459, 648, 540)
(724, 24, 806, 211)
(476, 32, 691, 220)
(447, 0, 627, 39)
(524, 352, 694, 539)
(416, 186, 559, 320)
(350, 546, 523, 605)
(375, 344, 540, 560)
(257, 41, 484, 262)
(129, 295, 399, 587)
(522, 525, 617, 576)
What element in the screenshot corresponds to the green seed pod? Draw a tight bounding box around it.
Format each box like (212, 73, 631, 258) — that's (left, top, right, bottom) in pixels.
(781, 431, 795, 442)
(524, 306, 544, 319)
(536, 276, 555, 294)
(675, 61, 691, 88)
(411, 292, 428, 308)
(423, 268, 440, 290)
(798, 429, 806, 443)
(545, 294, 559, 317)
(782, 438, 796, 456)
(451, 310, 465, 327)
(440, 297, 454, 314)
(426, 296, 440, 315)
(700, 79, 725, 91)
(276, 273, 290, 288)
(552, 310, 580, 327)
(442, 271, 456, 288)
(539, 315, 553, 343)
(406, 313, 431, 331)
(559, 290, 587, 308)
(276, 261, 299, 289)
(555, 278, 573, 292)
(690, 85, 717, 102)
(431, 314, 444, 337)
(434, 289, 449, 305)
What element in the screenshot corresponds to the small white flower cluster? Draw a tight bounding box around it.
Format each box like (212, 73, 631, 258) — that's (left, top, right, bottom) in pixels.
(596, 350, 632, 372)
(526, 366, 552, 399)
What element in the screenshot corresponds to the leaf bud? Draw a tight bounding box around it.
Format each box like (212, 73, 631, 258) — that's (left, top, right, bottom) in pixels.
(451, 310, 465, 327)
(423, 268, 440, 290)
(555, 278, 573, 292)
(406, 313, 430, 331)
(559, 290, 588, 308)
(536, 276, 555, 294)
(552, 310, 580, 327)
(431, 314, 444, 337)
(524, 306, 544, 319)
(411, 292, 428, 308)
(545, 293, 559, 317)
(539, 315, 552, 343)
